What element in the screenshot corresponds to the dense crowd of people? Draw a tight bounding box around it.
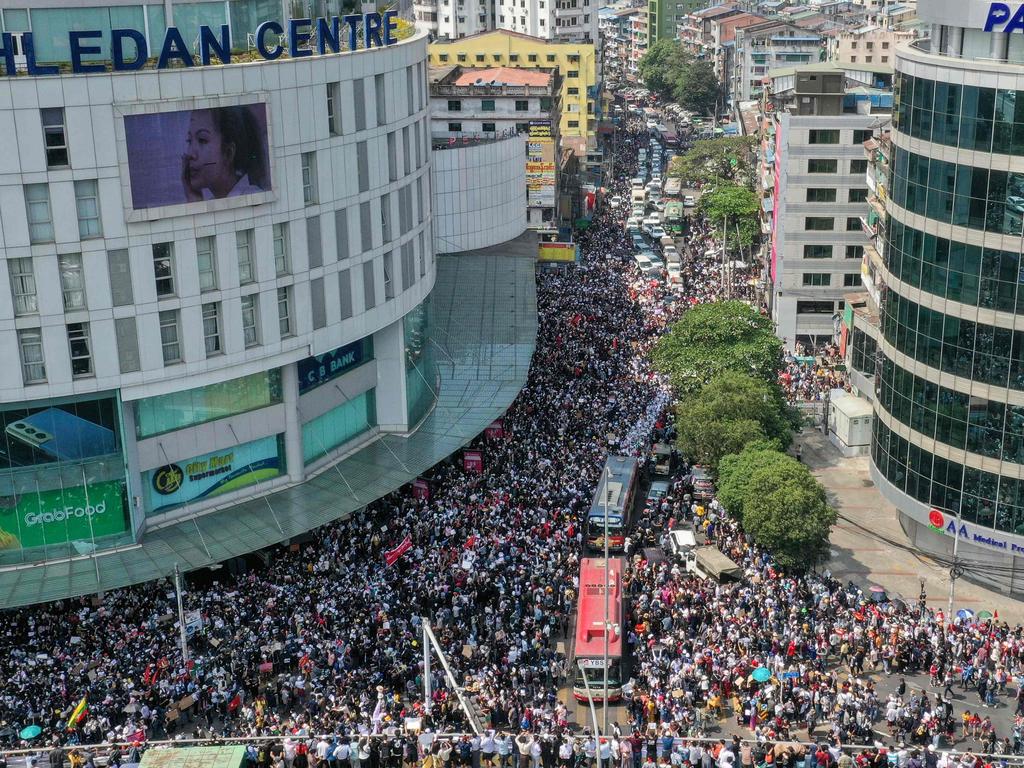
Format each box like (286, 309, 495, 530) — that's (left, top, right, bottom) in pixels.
(2, 108, 1024, 768)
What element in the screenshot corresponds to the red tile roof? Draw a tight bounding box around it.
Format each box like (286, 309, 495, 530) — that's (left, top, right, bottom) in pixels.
(452, 67, 553, 86)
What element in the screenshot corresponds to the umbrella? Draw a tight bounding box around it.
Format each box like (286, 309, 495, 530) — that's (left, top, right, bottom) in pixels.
(977, 610, 993, 620)
(869, 586, 888, 603)
(751, 667, 772, 683)
(956, 608, 974, 620)
(19, 725, 42, 740)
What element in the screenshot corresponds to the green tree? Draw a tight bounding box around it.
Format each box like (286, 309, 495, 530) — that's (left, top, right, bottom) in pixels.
(650, 300, 784, 394)
(668, 136, 757, 187)
(716, 440, 787, 519)
(698, 183, 762, 247)
(674, 61, 720, 116)
(675, 372, 794, 469)
(742, 455, 837, 570)
(638, 40, 691, 101)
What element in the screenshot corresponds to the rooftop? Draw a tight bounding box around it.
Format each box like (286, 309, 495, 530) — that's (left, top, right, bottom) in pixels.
(453, 66, 554, 86)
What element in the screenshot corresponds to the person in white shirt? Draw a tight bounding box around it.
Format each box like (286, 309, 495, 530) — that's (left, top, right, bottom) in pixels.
(558, 739, 574, 768)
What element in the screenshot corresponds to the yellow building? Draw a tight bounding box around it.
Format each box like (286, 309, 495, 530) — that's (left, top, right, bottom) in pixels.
(428, 30, 597, 154)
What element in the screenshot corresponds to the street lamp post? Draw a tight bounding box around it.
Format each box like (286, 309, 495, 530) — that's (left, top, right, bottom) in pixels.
(947, 507, 963, 622)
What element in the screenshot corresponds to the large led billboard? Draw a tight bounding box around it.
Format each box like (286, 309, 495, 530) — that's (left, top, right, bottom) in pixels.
(124, 103, 271, 211)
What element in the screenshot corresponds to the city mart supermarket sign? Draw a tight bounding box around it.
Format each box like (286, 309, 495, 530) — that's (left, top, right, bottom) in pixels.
(0, 12, 400, 77)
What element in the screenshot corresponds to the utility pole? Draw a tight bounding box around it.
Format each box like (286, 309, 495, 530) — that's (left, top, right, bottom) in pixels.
(601, 465, 611, 737)
(421, 618, 484, 736)
(946, 509, 964, 622)
(174, 563, 190, 664)
(578, 659, 603, 768)
(423, 621, 432, 715)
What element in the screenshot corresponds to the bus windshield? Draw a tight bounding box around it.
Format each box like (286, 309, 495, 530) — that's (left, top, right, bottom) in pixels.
(575, 662, 622, 690)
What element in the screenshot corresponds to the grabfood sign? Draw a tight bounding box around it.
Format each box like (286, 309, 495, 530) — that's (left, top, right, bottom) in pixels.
(0, 480, 127, 551)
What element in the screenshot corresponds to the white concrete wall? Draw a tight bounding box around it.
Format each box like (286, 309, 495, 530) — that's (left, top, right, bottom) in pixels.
(431, 134, 528, 253)
(0, 33, 436, 405)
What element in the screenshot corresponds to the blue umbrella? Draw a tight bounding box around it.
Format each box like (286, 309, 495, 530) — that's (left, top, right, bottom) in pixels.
(751, 667, 772, 683)
(19, 725, 41, 740)
(957, 608, 974, 620)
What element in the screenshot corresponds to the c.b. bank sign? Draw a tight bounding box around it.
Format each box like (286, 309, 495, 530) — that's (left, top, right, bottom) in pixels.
(0, 12, 400, 78)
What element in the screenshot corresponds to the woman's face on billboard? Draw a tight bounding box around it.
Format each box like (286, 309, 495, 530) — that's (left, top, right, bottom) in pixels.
(183, 110, 236, 197)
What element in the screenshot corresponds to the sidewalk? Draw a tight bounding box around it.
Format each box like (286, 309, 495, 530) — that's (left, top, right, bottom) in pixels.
(796, 427, 1024, 626)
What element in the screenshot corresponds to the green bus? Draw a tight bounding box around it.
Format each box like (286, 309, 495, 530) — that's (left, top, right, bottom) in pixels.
(665, 201, 684, 235)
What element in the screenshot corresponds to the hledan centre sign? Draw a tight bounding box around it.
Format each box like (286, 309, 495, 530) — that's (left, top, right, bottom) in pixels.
(0, 12, 400, 78)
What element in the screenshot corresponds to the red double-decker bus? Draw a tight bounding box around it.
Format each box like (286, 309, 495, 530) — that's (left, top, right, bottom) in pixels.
(572, 556, 626, 702)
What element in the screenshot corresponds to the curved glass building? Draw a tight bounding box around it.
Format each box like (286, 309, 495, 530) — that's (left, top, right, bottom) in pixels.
(869, 0, 1024, 590)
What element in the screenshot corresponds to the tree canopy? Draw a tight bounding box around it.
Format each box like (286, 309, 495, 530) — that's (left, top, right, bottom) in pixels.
(650, 300, 784, 394)
(698, 183, 762, 247)
(638, 40, 721, 114)
(674, 372, 795, 469)
(668, 136, 757, 188)
(741, 453, 837, 571)
(716, 440, 788, 519)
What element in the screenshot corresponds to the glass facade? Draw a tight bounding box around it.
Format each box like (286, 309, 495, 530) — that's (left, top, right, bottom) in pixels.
(874, 67, 1024, 539)
(0, 394, 131, 564)
(302, 390, 377, 465)
(890, 147, 1024, 236)
(873, 418, 1024, 535)
(134, 369, 283, 438)
(880, 291, 1024, 390)
(404, 299, 437, 428)
(885, 219, 1024, 312)
(895, 73, 1024, 155)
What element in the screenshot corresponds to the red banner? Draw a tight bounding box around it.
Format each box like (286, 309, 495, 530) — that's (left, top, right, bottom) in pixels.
(463, 450, 484, 473)
(412, 478, 430, 500)
(484, 420, 504, 440)
(384, 535, 413, 566)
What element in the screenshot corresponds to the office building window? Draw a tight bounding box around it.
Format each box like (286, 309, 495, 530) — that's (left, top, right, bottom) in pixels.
(236, 230, 255, 284)
(848, 188, 869, 203)
(808, 159, 838, 173)
(354, 77, 367, 131)
(568, 120, 580, 128)
(448, 122, 462, 132)
(202, 302, 221, 356)
(805, 217, 835, 231)
(844, 273, 861, 287)
(481, 99, 496, 111)
(357, 140, 370, 192)
(483, 122, 496, 133)
(375, 73, 386, 125)
(59, 253, 86, 310)
(803, 244, 833, 259)
(159, 310, 181, 364)
(850, 159, 868, 174)
(241, 294, 259, 347)
(802, 273, 831, 286)
(852, 129, 873, 144)
(197, 236, 218, 291)
(448, 99, 462, 111)
(806, 188, 836, 202)
(515, 100, 529, 111)
(381, 194, 392, 243)
(25, 184, 54, 243)
(74, 179, 102, 238)
(9, 257, 37, 316)
(273, 223, 289, 275)
(153, 242, 175, 297)
(383, 251, 395, 299)
(67, 322, 93, 377)
(327, 82, 342, 135)
(363, 261, 376, 309)
(796, 300, 835, 314)
(568, 87, 579, 95)
(846, 216, 862, 231)
(529, 53, 538, 62)
(115, 317, 140, 373)
(808, 129, 839, 144)
(567, 70, 579, 78)
(108, 250, 133, 306)
(18, 328, 46, 383)
(278, 287, 293, 337)
(846, 245, 864, 259)
(387, 132, 398, 182)
(41, 107, 68, 167)
(302, 151, 317, 204)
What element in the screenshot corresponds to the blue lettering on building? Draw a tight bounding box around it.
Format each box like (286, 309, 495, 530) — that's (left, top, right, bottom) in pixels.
(985, 2, 1024, 32)
(297, 340, 370, 395)
(0, 11, 399, 77)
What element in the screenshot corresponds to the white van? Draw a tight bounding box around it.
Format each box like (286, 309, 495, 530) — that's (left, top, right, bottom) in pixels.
(631, 177, 645, 189)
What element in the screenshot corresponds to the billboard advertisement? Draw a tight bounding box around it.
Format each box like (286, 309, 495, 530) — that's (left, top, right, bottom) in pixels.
(144, 435, 284, 515)
(0, 480, 127, 551)
(124, 103, 271, 211)
(527, 122, 557, 208)
(538, 242, 579, 263)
